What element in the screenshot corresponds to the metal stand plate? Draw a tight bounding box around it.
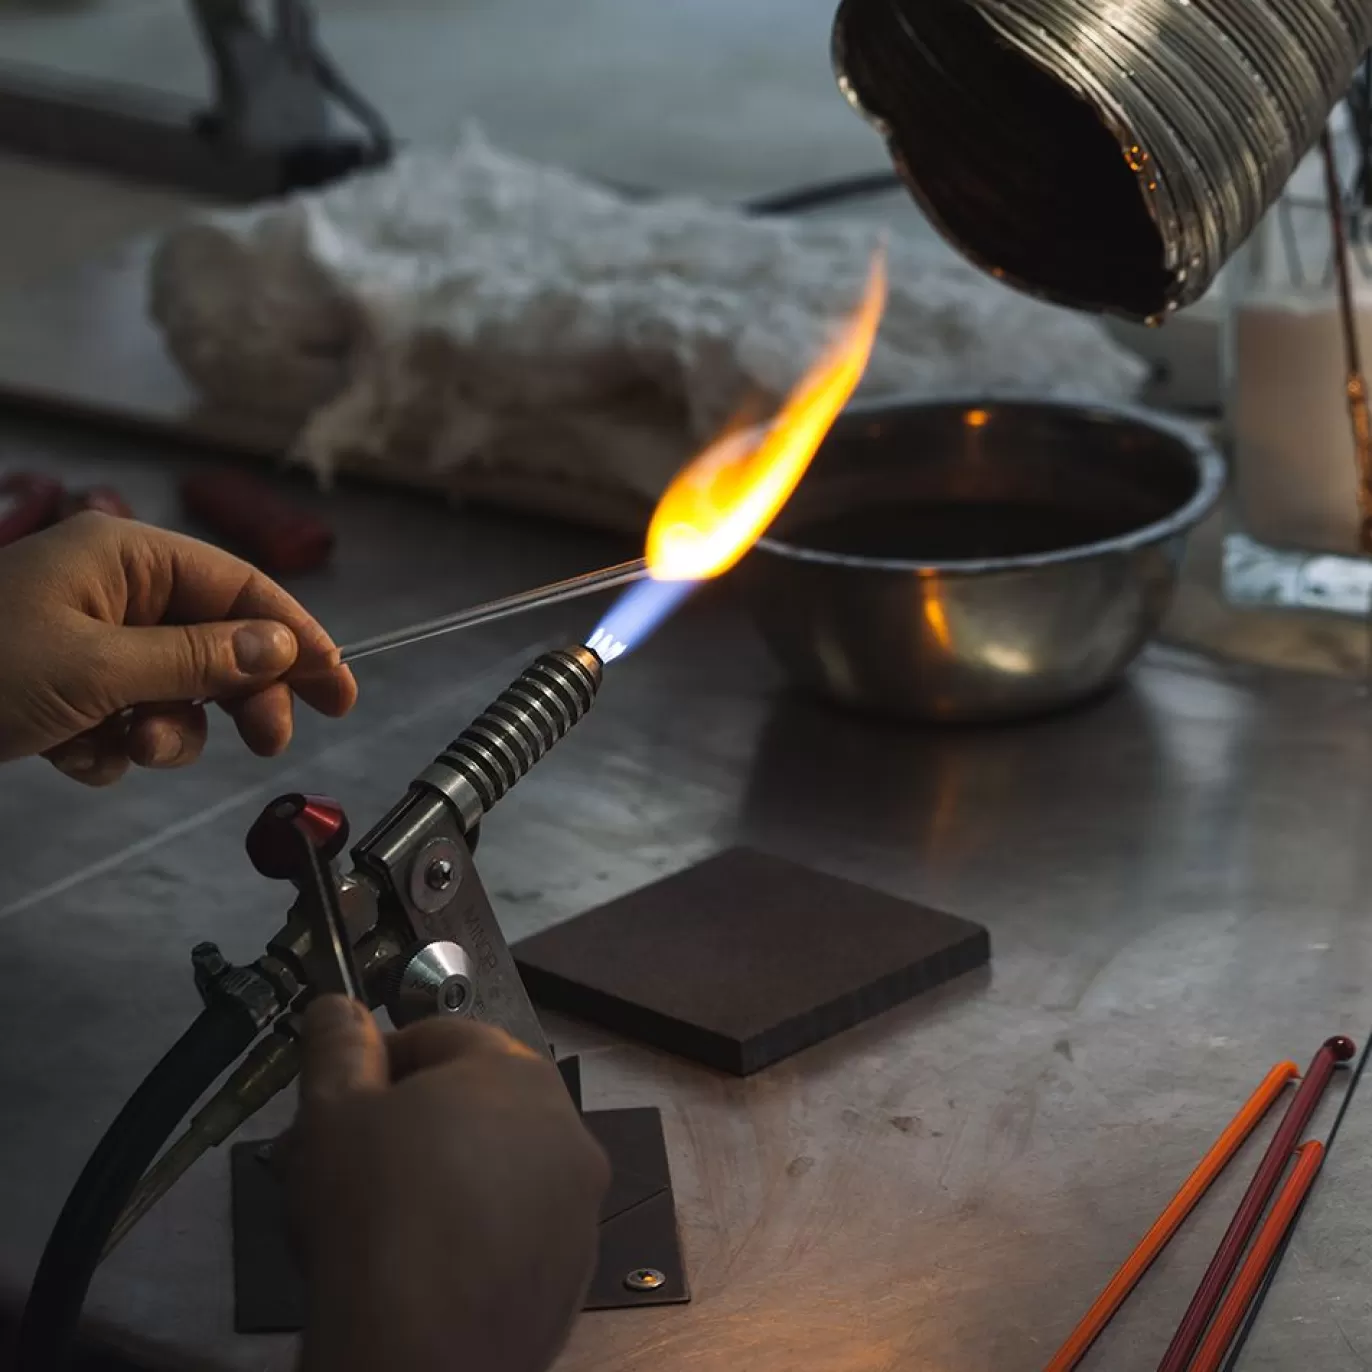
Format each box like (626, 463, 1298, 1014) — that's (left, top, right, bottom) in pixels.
(229, 1104, 687, 1332)
(577, 1106, 688, 1310)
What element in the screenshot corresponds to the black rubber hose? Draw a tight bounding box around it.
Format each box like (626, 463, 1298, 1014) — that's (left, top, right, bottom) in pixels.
(743, 170, 904, 215)
(15, 1003, 258, 1372)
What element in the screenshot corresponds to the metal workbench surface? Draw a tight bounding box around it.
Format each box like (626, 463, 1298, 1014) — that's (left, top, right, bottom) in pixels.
(1, 412, 1371, 1372)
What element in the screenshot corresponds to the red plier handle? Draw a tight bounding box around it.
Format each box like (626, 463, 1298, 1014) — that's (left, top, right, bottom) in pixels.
(0, 473, 64, 548)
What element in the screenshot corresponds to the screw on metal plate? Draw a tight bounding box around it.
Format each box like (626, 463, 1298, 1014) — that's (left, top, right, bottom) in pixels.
(409, 836, 463, 913)
(623, 1268, 666, 1293)
(425, 857, 455, 891)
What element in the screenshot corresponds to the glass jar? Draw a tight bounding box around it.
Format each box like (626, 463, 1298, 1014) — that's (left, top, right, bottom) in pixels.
(1221, 127, 1372, 617)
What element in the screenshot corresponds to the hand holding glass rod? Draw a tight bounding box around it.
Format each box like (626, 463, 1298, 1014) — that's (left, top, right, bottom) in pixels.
(186, 561, 648, 707)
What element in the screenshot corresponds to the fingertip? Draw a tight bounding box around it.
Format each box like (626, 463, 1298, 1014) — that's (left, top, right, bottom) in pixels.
(44, 718, 132, 787)
(229, 683, 294, 757)
(45, 738, 97, 775)
(300, 995, 387, 1105)
(127, 705, 208, 769)
(54, 752, 131, 788)
(291, 663, 358, 719)
(335, 665, 359, 715)
(232, 621, 299, 678)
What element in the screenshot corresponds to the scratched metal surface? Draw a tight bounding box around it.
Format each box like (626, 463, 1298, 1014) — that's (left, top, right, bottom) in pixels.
(1, 411, 1372, 1371)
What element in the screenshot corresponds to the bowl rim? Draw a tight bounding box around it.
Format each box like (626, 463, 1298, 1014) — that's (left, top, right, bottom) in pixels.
(753, 394, 1227, 575)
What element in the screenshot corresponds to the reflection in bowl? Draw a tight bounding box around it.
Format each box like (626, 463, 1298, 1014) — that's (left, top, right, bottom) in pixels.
(741, 397, 1224, 722)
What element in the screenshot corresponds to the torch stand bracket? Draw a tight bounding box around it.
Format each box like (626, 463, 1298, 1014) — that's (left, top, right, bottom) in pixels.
(228, 1055, 688, 1332)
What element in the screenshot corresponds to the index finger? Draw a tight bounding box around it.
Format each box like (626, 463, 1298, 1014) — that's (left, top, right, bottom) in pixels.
(126, 521, 357, 717)
(299, 996, 389, 1108)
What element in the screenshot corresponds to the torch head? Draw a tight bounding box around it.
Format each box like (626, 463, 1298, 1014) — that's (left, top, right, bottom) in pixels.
(413, 645, 603, 836)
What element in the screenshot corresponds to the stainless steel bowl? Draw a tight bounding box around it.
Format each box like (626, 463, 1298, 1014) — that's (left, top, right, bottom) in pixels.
(741, 397, 1225, 722)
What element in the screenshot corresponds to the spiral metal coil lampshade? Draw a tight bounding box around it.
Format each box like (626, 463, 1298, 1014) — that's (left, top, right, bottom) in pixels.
(833, 0, 1372, 321)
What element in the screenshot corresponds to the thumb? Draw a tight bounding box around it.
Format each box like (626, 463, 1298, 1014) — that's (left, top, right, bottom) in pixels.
(98, 619, 298, 706)
(299, 996, 388, 1109)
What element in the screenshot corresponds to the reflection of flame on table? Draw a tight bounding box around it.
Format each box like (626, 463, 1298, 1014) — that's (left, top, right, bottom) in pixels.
(589, 247, 888, 657)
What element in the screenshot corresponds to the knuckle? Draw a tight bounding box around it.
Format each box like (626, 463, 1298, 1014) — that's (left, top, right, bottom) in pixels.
(57, 626, 130, 721)
(73, 627, 120, 696)
(46, 753, 88, 780)
(63, 508, 113, 540)
(179, 627, 231, 688)
(86, 766, 129, 789)
(74, 757, 129, 788)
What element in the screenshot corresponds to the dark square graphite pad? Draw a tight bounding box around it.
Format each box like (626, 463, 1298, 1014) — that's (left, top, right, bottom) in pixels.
(514, 847, 990, 1076)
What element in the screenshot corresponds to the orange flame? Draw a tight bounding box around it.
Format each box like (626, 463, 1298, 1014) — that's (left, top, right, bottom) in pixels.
(645, 248, 888, 582)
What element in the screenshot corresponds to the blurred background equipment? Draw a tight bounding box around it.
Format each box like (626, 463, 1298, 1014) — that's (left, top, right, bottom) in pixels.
(141, 133, 1146, 532)
(0, 0, 390, 200)
(0, 470, 63, 546)
(180, 466, 334, 575)
(0, 469, 132, 546)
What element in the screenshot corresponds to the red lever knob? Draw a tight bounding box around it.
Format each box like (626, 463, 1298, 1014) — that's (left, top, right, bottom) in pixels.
(246, 794, 349, 880)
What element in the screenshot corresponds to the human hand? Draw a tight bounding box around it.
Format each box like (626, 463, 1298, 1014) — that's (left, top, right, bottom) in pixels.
(0, 511, 356, 784)
(290, 999, 609, 1372)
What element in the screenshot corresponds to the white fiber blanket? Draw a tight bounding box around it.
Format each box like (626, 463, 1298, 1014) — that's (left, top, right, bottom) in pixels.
(149, 130, 1148, 510)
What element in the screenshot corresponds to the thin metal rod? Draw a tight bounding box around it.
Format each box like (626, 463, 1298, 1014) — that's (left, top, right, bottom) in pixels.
(1320, 130, 1372, 554)
(299, 832, 360, 1001)
(337, 559, 648, 665)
